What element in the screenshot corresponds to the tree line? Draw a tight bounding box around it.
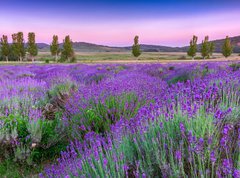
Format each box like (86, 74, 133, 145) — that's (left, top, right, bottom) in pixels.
(0, 33, 236, 62)
(187, 35, 233, 60)
(131, 35, 235, 60)
(0, 33, 75, 62)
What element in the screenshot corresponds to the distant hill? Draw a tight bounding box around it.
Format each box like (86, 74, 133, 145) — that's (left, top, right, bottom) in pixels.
(134, 36, 240, 53)
(124, 44, 186, 52)
(38, 42, 126, 52)
(15, 35, 240, 53)
(37, 43, 49, 50)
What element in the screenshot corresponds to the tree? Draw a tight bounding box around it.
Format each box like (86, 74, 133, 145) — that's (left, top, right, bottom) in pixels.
(201, 36, 210, 59)
(132, 35, 141, 59)
(50, 35, 60, 62)
(0, 35, 10, 62)
(187, 35, 198, 60)
(27, 32, 38, 62)
(12, 32, 25, 61)
(17, 32, 25, 61)
(11, 33, 18, 60)
(209, 42, 215, 58)
(61, 35, 74, 62)
(222, 36, 233, 58)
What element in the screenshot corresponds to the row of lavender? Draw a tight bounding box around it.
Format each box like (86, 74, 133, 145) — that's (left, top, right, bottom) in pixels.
(0, 62, 239, 177)
(44, 62, 239, 177)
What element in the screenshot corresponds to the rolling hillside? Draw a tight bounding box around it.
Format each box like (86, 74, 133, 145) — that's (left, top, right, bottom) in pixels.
(35, 35, 240, 53)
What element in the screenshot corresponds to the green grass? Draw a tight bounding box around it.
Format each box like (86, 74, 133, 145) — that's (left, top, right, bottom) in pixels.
(1, 52, 240, 64)
(0, 159, 41, 178)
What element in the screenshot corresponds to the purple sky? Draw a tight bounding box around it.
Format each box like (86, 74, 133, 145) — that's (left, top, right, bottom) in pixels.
(0, 0, 240, 46)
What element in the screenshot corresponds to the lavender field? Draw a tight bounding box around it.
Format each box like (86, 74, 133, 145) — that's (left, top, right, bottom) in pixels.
(0, 62, 239, 177)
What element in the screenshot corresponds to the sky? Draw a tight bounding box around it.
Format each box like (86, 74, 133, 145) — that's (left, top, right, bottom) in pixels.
(0, 0, 240, 46)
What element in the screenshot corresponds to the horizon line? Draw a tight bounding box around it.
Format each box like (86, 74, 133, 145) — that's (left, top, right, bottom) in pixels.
(1, 34, 239, 48)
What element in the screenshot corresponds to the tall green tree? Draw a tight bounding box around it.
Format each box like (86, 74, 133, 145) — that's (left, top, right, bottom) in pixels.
(17, 32, 25, 61)
(61, 35, 74, 62)
(27, 32, 38, 62)
(201, 36, 210, 59)
(12, 32, 25, 61)
(11, 33, 18, 60)
(187, 35, 198, 60)
(50, 35, 60, 62)
(132, 35, 141, 59)
(222, 36, 233, 58)
(0, 35, 10, 62)
(209, 42, 215, 58)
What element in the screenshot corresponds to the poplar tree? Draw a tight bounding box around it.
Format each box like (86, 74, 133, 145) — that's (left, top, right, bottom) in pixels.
(11, 33, 18, 60)
(50, 35, 60, 62)
(0, 35, 10, 62)
(132, 35, 141, 59)
(61, 35, 74, 62)
(201, 36, 210, 59)
(12, 32, 25, 61)
(222, 36, 233, 58)
(209, 42, 215, 58)
(187, 35, 198, 60)
(27, 32, 38, 62)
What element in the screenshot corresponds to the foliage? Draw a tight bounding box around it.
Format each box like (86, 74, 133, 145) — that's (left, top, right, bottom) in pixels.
(11, 33, 19, 61)
(50, 35, 60, 62)
(132, 35, 141, 58)
(0, 63, 239, 177)
(0, 113, 67, 165)
(222, 36, 233, 58)
(45, 59, 50, 63)
(167, 72, 191, 84)
(0, 35, 10, 62)
(209, 42, 215, 57)
(187, 35, 198, 60)
(27, 32, 38, 62)
(61, 35, 74, 62)
(68, 93, 145, 138)
(201, 36, 212, 59)
(42, 67, 240, 177)
(12, 32, 26, 61)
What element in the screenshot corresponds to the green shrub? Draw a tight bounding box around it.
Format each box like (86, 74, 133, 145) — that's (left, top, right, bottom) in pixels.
(0, 113, 67, 165)
(167, 72, 191, 85)
(178, 55, 187, 60)
(70, 57, 77, 63)
(194, 56, 203, 60)
(114, 65, 127, 74)
(201, 65, 209, 77)
(47, 81, 76, 99)
(45, 59, 49, 63)
(70, 93, 145, 135)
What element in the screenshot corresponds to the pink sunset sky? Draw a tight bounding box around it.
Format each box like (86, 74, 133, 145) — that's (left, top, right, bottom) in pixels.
(0, 2, 240, 47)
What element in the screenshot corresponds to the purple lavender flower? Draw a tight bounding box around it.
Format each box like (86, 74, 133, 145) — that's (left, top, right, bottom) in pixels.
(220, 136, 228, 148)
(142, 173, 147, 178)
(175, 150, 182, 161)
(222, 159, 233, 175)
(103, 158, 108, 169)
(210, 151, 216, 163)
(179, 122, 185, 134)
(233, 169, 240, 178)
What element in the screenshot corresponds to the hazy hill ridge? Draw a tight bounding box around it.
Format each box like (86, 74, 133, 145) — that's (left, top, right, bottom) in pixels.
(11, 35, 240, 53)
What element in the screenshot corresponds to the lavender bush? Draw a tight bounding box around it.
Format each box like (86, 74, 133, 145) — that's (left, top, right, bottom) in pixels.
(0, 62, 239, 177)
